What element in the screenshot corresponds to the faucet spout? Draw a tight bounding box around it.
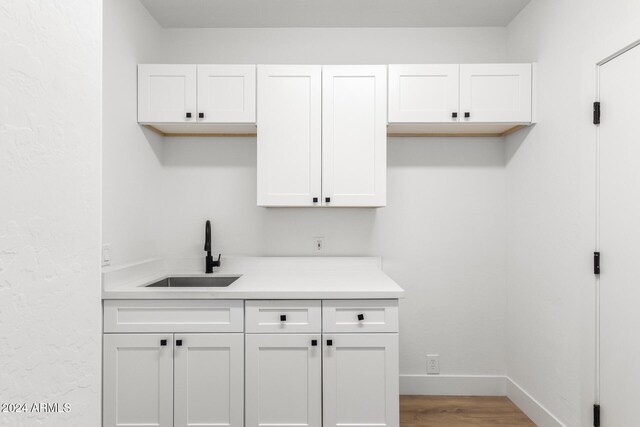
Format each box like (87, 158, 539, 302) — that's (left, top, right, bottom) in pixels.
(204, 220, 212, 253)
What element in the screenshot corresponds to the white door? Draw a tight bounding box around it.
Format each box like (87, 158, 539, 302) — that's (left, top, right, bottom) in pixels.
(257, 65, 322, 207)
(245, 334, 322, 427)
(197, 65, 256, 123)
(174, 334, 244, 427)
(598, 43, 640, 427)
(322, 66, 387, 207)
(138, 64, 197, 123)
(103, 334, 173, 427)
(323, 334, 399, 427)
(459, 63, 532, 123)
(388, 64, 460, 123)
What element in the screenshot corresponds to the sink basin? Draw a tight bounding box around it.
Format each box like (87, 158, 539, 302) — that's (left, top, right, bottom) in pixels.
(145, 276, 240, 288)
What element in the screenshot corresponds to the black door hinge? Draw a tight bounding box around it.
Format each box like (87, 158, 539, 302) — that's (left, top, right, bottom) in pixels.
(594, 404, 600, 427)
(594, 102, 601, 125)
(594, 252, 600, 275)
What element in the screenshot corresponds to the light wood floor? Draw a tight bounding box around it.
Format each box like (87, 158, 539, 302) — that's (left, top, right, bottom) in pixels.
(401, 396, 536, 426)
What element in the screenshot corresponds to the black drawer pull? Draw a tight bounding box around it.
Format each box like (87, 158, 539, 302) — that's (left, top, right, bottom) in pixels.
(160, 339, 167, 346)
(280, 314, 287, 322)
(176, 339, 183, 346)
(325, 197, 331, 203)
(452, 112, 458, 118)
(311, 339, 318, 347)
(186, 112, 192, 118)
(464, 112, 470, 118)
(313, 197, 318, 203)
(327, 339, 333, 346)
(357, 313, 365, 321)
(199, 112, 204, 119)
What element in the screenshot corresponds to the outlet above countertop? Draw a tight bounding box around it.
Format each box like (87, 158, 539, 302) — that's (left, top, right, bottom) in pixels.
(101, 256, 404, 300)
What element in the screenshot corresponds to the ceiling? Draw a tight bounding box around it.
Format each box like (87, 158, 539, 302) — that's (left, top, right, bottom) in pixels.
(139, 0, 531, 28)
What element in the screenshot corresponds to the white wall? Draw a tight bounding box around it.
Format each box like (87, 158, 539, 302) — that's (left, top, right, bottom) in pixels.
(103, 0, 164, 267)
(103, 25, 509, 380)
(0, 1, 101, 425)
(506, 1, 640, 425)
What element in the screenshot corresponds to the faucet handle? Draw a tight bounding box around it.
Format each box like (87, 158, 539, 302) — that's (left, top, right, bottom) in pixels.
(213, 254, 221, 267)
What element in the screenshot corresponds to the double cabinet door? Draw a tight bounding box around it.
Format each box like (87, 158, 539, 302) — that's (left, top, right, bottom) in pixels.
(388, 63, 533, 123)
(103, 333, 244, 427)
(138, 64, 256, 124)
(244, 300, 399, 427)
(257, 65, 387, 207)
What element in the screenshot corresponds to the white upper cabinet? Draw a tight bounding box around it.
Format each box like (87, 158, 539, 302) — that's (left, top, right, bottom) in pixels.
(459, 63, 532, 123)
(257, 65, 322, 207)
(138, 64, 256, 135)
(138, 64, 197, 124)
(322, 65, 387, 207)
(388, 63, 535, 136)
(197, 64, 256, 123)
(388, 64, 460, 123)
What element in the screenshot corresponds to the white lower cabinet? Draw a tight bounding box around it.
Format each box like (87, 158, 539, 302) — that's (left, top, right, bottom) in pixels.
(323, 334, 399, 427)
(103, 332, 244, 427)
(245, 334, 322, 427)
(174, 334, 244, 427)
(103, 299, 399, 427)
(103, 334, 174, 427)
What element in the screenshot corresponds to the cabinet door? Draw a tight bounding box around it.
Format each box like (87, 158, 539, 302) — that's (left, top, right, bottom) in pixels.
(174, 334, 244, 427)
(257, 65, 322, 207)
(138, 64, 197, 123)
(323, 334, 399, 427)
(388, 64, 460, 123)
(197, 65, 256, 123)
(322, 66, 387, 207)
(245, 334, 322, 427)
(103, 334, 173, 427)
(459, 63, 532, 123)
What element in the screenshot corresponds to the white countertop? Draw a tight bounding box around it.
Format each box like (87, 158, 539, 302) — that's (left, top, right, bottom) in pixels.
(102, 256, 404, 300)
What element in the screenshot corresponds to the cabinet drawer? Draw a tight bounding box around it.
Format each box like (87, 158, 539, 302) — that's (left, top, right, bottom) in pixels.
(103, 300, 244, 333)
(322, 300, 398, 333)
(245, 300, 321, 333)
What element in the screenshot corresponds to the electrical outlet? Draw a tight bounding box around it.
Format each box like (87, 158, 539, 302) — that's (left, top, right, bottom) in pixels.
(426, 354, 439, 375)
(102, 244, 111, 267)
(313, 237, 325, 253)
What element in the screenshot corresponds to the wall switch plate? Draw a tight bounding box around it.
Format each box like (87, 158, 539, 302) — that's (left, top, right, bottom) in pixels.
(102, 244, 111, 267)
(313, 237, 325, 253)
(426, 354, 440, 375)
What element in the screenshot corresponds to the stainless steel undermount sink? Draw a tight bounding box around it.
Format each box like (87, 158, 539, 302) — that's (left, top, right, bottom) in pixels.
(145, 276, 240, 288)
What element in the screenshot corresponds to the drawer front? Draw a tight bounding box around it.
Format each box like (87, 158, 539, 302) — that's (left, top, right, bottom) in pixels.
(245, 300, 321, 333)
(322, 300, 398, 333)
(103, 300, 244, 333)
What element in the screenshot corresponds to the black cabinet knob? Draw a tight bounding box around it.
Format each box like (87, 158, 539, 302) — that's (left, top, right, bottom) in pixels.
(313, 197, 318, 203)
(452, 112, 458, 118)
(311, 339, 318, 347)
(325, 197, 331, 203)
(280, 314, 287, 322)
(357, 313, 365, 321)
(160, 339, 167, 346)
(327, 339, 333, 346)
(464, 112, 470, 118)
(199, 112, 204, 119)
(176, 339, 183, 346)
(186, 112, 192, 118)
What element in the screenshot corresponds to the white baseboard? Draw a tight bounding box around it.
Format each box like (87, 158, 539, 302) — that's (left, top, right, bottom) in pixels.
(506, 378, 566, 427)
(400, 374, 507, 396)
(400, 375, 566, 427)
